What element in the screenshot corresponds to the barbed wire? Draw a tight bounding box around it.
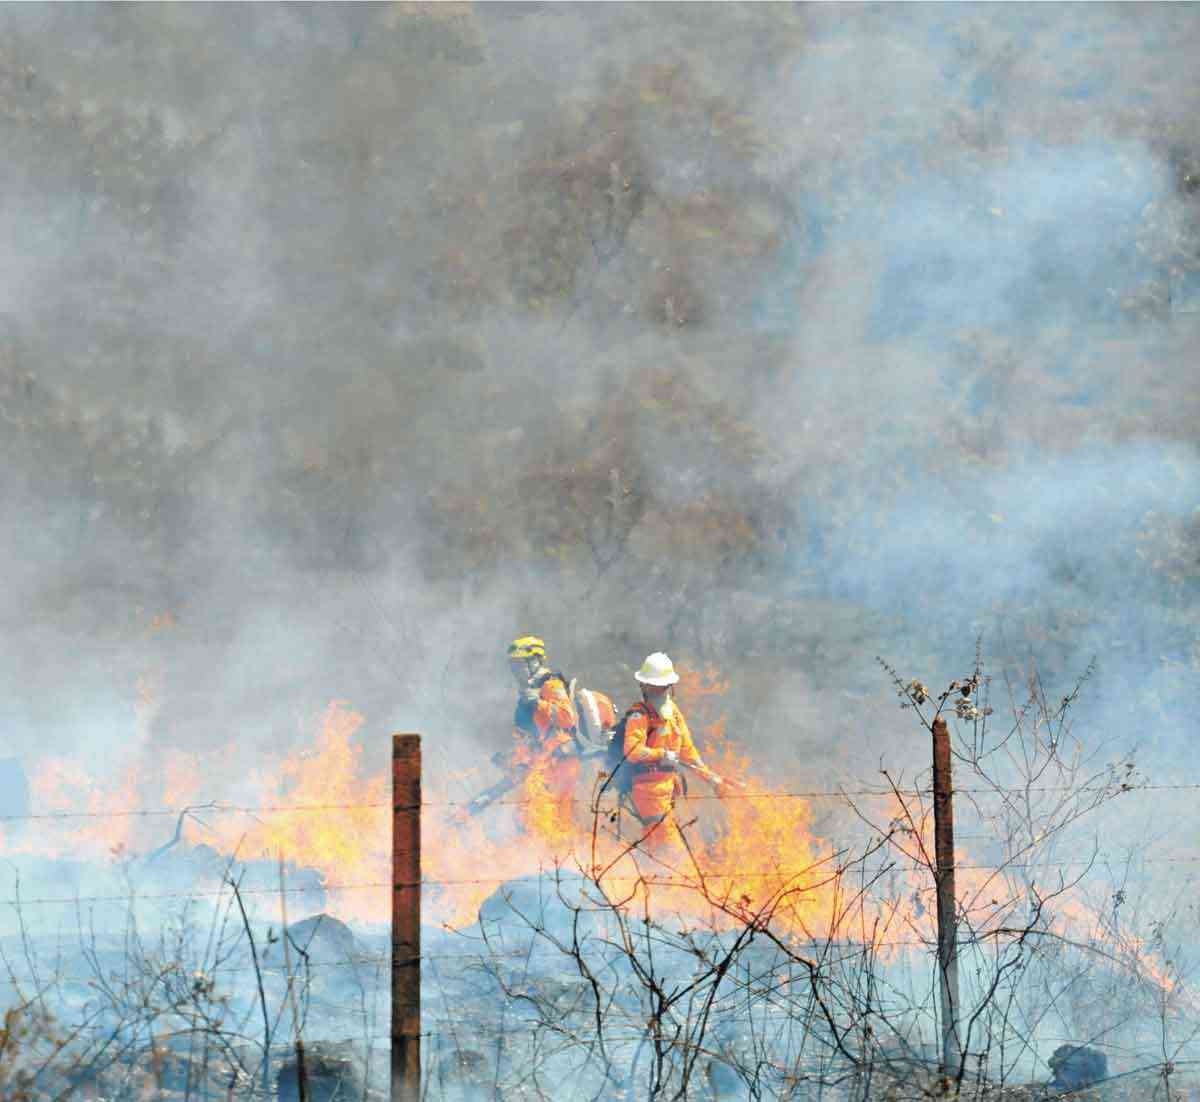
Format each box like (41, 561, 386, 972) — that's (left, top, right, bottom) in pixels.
(0, 801, 391, 823)
(0, 948, 542, 982)
(0, 779, 1185, 823)
(2, 930, 1177, 972)
(0, 930, 1174, 989)
(0, 881, 386, 905)
(3, 848, 1200, 909)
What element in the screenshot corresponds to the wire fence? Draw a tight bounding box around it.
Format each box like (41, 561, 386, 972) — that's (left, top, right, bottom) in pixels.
(0, 930, 1167, 977)
(0, 779, 1187, 824)
(0, 760, 1192, 1092)
(4, 849, 1200, 911)
(0, 775, 1192, 910)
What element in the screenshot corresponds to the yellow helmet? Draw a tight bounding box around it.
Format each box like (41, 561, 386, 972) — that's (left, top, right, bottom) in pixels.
(507, 636, 547, 661)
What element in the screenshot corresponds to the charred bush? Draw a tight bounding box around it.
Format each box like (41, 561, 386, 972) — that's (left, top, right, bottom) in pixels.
(1047, 1043, 1108, 1092)
(276, 1040, 364, 1102)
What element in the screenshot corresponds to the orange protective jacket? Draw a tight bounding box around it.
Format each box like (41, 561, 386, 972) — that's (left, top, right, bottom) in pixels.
(514, 671, 577, 756)
(621, 699, 704, 821)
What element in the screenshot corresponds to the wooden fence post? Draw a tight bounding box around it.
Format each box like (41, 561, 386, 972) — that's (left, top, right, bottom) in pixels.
(392, 734, 421, 1101)
(932, 715, 962, 1078)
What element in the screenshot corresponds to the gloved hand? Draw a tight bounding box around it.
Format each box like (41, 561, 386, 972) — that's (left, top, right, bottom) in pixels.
(519, 686, 542, 705)
(662, 749, 678, 765)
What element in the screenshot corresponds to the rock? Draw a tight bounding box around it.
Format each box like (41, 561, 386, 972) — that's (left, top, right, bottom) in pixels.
(1048, 1044, 1108, 1092)
(477, 873, 606, 946)
(262, 913, 363, 969)
(276, 1040, 364, 1102)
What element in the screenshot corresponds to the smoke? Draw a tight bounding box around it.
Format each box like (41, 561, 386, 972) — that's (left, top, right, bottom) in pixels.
(0, 3, 1195, 943)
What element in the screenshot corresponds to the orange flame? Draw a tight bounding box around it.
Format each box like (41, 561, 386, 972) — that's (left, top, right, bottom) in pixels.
(26, 755, 143, 860)
(413, 663, 851, 938)
(3, 667, 1187, 1014)
(511, 743, 580, 853)
(200, 701, 390, 924)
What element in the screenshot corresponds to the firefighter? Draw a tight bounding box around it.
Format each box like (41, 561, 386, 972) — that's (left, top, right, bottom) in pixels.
(506, 635, 581, 842)
(508, 636, 576, 746)
(621, 652, 723, 855)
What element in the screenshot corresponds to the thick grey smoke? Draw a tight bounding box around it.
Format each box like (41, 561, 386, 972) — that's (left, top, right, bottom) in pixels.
(0, 4, 1196, 919)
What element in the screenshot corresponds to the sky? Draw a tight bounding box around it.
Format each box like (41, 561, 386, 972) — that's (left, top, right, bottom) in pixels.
(0, 3, 1197, 896)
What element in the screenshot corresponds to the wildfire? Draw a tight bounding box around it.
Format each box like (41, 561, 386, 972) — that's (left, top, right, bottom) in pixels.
(507, 731, 579, 852)
(411, 662, 850, 938)
(1, 665, 1187, 1017)
(25, 755, 145, 860)
(198, 701, 390, 924)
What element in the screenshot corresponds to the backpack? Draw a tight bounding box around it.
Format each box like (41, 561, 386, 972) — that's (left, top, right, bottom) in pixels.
(567, 678, 617, 755)
(600, 703, 688, 804)
(515, 671, 618, 759)
(600, 702, 657, 800)
(601, 709, 636, 800)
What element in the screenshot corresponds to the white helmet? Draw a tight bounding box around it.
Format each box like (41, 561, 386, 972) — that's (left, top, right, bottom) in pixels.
(635, 652, 679, 686)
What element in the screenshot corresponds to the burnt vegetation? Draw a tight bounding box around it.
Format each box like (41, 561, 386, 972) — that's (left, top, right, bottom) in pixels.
(2, 657, 1196, 1100)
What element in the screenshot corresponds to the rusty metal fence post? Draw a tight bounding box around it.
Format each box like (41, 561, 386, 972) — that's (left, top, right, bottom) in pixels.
(392, 734, 421, 1101)
(931, 715, 962, 1077)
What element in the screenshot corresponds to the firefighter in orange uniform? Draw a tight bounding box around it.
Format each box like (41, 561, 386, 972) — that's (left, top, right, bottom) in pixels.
(508, 636, 581, 843)
(621, 652, 723, 855)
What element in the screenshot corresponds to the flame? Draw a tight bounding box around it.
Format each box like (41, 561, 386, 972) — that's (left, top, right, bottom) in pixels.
(161, 750, 203, 810)
(417, 663, 853, 939)
(511, 742, 579, 853)
(30, 671, 172, 863)
(675, 665, 731, 702)
(604, 666, 837, 933)
(199, 701, 390, 925)
(10, 673, 166, 862)
(25, 755, 144, 860)
(689, 723, 829, 930)
(3, 666, 1188, 1017)
(1035, 890, 1194, 1008)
